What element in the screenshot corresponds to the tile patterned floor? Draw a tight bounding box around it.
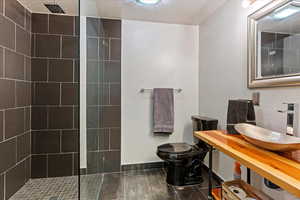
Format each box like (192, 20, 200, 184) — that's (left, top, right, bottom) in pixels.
(9, 169, 220, 200)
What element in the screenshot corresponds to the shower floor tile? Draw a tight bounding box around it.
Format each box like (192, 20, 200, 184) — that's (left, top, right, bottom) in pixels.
(9, 174, 103, 200)
(9, 169, 219, 200)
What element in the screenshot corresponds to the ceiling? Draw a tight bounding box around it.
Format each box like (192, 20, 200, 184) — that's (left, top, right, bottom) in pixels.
(18, 0, 228, 25)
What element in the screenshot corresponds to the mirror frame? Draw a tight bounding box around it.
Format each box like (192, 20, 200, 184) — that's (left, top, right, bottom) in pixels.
(248, 0, 300, 88)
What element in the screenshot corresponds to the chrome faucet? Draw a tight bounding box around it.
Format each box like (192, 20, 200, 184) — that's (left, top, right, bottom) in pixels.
(278, 103, 299, 137)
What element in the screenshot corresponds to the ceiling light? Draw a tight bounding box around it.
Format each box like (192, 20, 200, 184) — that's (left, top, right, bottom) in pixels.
(273, 6, 300, 19)
(242, 0, 256, 8)
(136, 0, 161, 5)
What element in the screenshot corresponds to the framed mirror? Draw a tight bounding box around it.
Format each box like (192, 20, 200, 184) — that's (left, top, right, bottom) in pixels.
(248, 0, 300, 88)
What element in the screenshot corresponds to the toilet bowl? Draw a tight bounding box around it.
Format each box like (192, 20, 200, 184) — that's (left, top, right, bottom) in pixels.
(156, 116, 218, 186)
(157, 143, 205, 186)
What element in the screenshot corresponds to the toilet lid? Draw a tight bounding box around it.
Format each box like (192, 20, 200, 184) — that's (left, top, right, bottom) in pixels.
(158, 143, 192, 154)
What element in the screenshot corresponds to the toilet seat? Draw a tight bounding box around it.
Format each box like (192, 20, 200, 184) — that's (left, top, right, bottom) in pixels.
(157, 143, 201, 161)
(157, 143, 192, 154)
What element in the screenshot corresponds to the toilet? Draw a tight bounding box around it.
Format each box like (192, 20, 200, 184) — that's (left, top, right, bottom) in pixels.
(156, 116, 218, 186)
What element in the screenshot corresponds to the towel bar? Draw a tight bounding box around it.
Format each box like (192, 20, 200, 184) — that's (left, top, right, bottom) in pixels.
(140, 88, 182, 93)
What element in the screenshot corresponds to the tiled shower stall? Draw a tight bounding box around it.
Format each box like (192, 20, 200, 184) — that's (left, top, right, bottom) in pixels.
(0, 0, 121, 199)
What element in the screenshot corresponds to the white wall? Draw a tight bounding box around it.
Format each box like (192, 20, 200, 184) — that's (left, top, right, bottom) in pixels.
(199, 0, 300, 199)
(122, 20, 199, 165)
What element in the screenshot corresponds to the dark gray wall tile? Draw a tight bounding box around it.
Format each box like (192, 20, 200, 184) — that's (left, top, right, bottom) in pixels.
(35, 34, 61, 58)
(31, 155, 47, 178)
(87, 38, 98, 60)
(0, 2, 31, 196)
(100, 106, 121, 128)
(74, 107, 79, 129)
(31, 58, 48, 81)
(73, 153, 79, 175)
(5, 108, 24, 139)
(261, 32, 275, 48)
(99, 129, 109, 150)
(86, 18, 122, 174)
(62, 36, 78, 59)
(99, 84, 109, 105)
(25, 57, 31, 81)
(25, 10, 31, 32)
(61, 83, 78, 105)
(87, 84, 99, 105)
(0, 174, 3, 200)
(5, 49, 24, 80)
(33, 83, 60, 105)
(48, 154, 73, 177)
(24, 107, 31, 132)
(87, 129, 99, 151)
(110, 39, 121, 61)
(110, 128, 121, 150)
(99, 38, 109, 60)
(87, 17, 99, 37)
(25, 157, 31, 182)
(31, 107, 48, 130)
(16, 81, 31, 107)
(74, 17, 79, 36)
(103, 151, 120, 173)
(17, 132, 30, 161)
(0, 47, 3, 77)
(0, 139, 16, 173)
(74, 60, 79, 82)
(101, 19, 121, 38)
(5, 0, 25, 27)
(87, 106, 99, 129)
(31, 34, 35, 57)
(87, 61, 99, 83)
(0, 15, 15, 49)
(48, 107, 73, 129)
(49, 14, 74, 35)
(32, 13, 48, 33)
(5, 161, 26, 199)
(61, 130, 78, 152)
(0, 111, 3, 142)
(110, 84, 121, 105)
(104, 61, 121, 82)
(0, 79, 15, 109)
(16, 26, 31, 56)
(0, 0, 2, 14)
(87, 152, 104, 174)
(49, 59, 73, 82)
(32, 130, 60, 154)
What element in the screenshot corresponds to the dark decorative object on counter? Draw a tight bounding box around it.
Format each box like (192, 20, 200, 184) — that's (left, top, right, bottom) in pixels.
(227, 99, 256, 134)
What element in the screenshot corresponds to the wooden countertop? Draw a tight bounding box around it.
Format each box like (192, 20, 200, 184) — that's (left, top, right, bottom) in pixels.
(194, 130, 300, 198)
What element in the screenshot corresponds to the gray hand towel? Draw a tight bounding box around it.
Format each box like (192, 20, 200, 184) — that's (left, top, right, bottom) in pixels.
(227, 99, 256, 134)
(153, 88, 174, 134)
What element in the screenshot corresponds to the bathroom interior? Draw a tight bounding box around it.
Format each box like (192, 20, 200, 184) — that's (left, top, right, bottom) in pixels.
(0, 0, 300, 199)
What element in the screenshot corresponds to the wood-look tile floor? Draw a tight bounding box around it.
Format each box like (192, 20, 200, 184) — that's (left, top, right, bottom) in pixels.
(99, 169, 220, 200)
(9, 168, 220, 200)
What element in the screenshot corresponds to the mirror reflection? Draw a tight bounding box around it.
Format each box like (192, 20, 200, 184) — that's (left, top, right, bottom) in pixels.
(257, 1, 300, 79)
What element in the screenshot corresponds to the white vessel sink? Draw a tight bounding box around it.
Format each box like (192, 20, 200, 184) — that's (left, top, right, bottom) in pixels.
(234, 123, 300, 152)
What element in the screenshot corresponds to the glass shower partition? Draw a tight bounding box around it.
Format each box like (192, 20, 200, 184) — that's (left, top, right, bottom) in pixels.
(79, 4, 122, 199)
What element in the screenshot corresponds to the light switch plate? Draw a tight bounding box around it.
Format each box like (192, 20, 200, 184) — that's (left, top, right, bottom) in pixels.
(252, 92, 260, 106)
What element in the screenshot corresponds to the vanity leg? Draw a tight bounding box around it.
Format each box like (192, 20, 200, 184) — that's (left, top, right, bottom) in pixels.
(208, 145, 213, 200)
(247, 168, 251, 184)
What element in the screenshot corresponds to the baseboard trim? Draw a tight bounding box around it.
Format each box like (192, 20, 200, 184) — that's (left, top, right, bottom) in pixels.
(121, 162, 166, 171)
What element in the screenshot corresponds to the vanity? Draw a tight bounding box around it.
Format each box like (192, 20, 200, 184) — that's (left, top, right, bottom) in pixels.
(194, 130, 300, 199)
